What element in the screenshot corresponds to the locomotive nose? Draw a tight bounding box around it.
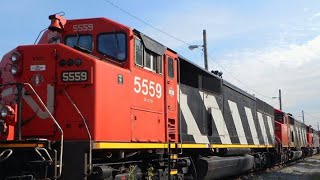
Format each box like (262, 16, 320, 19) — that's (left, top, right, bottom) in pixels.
(0, 45, 60, 139)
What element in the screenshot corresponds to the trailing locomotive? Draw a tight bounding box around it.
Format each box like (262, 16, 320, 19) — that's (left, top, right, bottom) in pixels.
(0, 14, 319, 180)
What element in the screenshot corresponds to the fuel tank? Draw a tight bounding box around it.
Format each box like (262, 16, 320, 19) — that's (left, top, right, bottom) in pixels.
(312, 148, 317, 155)
(289, 150, 302, 161)
(197, 155, 254, 179)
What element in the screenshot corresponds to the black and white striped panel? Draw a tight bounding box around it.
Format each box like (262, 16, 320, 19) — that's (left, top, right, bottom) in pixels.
(313, 131, 319, 147)
(179, 84, 275, 146)
(303, 128, 307, 146)
(297, 123, 307, 147)
(179, 85, 210, 144)
(290, 122, 308, 148)
(201, 91, 232, 144)
(244, 107, 260, 145)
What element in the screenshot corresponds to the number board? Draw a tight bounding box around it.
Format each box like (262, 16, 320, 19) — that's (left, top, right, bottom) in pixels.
(61, 71, 88, 82)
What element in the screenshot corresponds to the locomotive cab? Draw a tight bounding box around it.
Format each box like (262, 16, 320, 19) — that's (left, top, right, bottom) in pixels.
(0, 14, 133, 179)
(274, 109, 307, 162)
(274, 109, 289, 147)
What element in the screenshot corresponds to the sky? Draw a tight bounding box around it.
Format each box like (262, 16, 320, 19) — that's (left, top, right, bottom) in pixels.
(0, 0, 320, 128)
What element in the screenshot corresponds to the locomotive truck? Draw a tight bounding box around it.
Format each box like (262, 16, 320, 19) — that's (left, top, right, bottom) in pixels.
(0, 14, 319, 180)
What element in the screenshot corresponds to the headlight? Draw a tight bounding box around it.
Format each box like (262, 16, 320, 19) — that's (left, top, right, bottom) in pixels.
(59, 59, 67, 67)
(0, 106, 15, 123)
(10, 52, 21, 63)
(1, 107, 9, 118)
(75, 58, 82, 66)
(67, 59, 74, 66)
(10, 65, 20, 75)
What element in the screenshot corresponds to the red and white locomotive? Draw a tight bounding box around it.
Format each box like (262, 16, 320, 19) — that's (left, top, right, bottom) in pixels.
(0, 14, 319, 180)
(274, 109, 319, 162)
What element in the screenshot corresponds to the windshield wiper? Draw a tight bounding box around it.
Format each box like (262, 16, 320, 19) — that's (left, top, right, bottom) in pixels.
(74, 44, 92, 54)
(71, 34, 92, 54)
(113, 30, 120, 51)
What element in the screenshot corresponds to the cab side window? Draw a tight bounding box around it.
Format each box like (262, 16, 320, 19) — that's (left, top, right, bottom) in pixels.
(134, 37, 162, 74)
(135, 38, 143, 66)
(168, 57, 174, 78)
(145, 50, 161, 73)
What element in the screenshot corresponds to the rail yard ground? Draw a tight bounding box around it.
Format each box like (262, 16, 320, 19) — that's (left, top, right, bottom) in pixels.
(237, 154, 320, 180)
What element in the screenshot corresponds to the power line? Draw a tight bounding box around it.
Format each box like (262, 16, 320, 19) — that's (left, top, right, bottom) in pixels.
(291, 111, 320, 115)
(103, 0, 192, 46)
(207, 55, 272, 99)
(304, 111, 320, 120)
(103, 0, 273, 100)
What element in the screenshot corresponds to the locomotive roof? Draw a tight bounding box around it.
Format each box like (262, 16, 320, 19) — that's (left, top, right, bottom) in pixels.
(178, 54, 256, 100)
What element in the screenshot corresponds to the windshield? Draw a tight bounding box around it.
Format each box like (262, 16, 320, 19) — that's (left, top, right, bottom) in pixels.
(65, 35, 93, 51)
(98, 33, 126, 61)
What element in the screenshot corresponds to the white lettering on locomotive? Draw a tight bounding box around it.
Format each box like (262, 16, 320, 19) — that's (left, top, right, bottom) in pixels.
(30, 65, 46, 71)
(133, 76, 162, 99)
(62, 71, 88, 82)
(47, 31, 58, 39)
(73, 24, 94, 32)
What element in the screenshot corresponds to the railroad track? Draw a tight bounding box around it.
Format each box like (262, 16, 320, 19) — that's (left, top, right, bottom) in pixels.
(226, 156, 320, 180)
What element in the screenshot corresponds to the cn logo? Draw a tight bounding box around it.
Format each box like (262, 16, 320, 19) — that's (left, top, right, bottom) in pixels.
(1, 85, 54, 119)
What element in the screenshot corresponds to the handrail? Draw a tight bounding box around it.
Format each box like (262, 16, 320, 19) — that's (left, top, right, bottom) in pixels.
(23, 83, 64, 179)
(63, 89, 93, 175)
(0, 149, 13, 163)
(35, 147, 53, 162)
(178, 58, 183, 155)
(0, 82, 64, 178)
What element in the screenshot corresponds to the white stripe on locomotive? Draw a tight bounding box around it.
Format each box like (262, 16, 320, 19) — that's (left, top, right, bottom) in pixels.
(266, 116, 275, 144)
(228, 100, 248, 144)
(299, 127, 303, 146)
(179, 92, 209, 144)
(295, 126, 300, 146)
(257, 112, 268, 145)
(244, 107, 259, 145)
(200, 92, 232, 144)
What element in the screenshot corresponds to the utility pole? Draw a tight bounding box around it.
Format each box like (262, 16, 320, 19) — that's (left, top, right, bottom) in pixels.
(203, 30, 208, 70)
(279, 89, 282, 110)
(302, 110, 305, 124)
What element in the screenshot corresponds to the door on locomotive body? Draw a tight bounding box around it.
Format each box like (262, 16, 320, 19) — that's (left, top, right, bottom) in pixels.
(131, 35, 166, 142)
(288, 116, 296, 147)
(274, 110, 289, 147)
(286, 115, 291, 146)
(163, 52, 178, 143)
(307, 126, 313, 147)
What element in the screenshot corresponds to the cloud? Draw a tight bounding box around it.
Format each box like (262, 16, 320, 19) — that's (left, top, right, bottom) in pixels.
(218, 35, 320, 119)
(310, 12, 320, 20)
